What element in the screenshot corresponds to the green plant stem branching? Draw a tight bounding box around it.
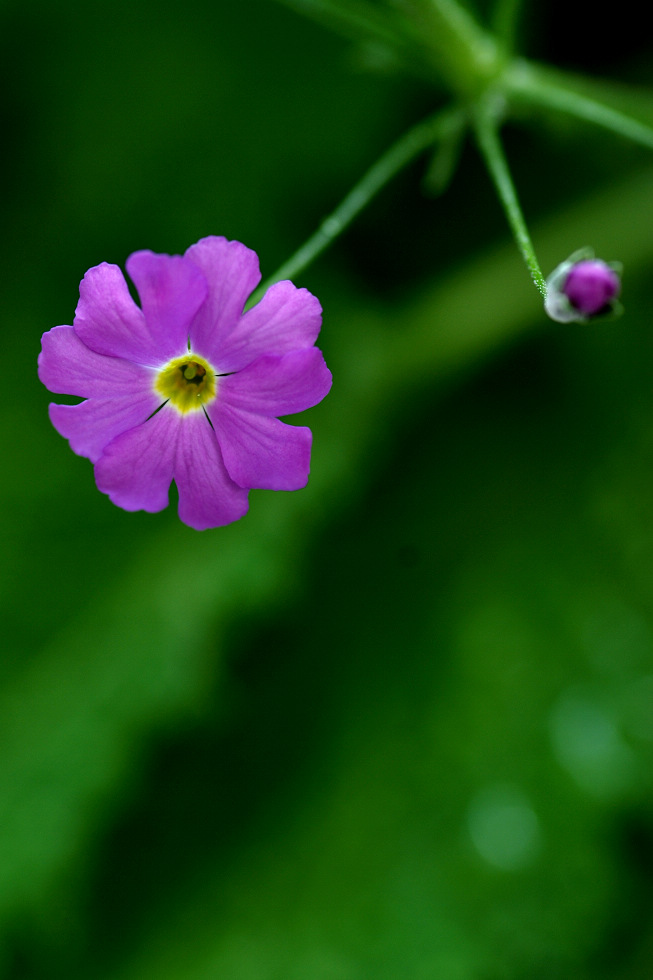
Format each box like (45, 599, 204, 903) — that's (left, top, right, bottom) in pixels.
(263, 0, 653, 304)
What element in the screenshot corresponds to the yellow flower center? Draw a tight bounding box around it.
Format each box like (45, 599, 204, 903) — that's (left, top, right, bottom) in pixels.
(155, 354, 217, 413)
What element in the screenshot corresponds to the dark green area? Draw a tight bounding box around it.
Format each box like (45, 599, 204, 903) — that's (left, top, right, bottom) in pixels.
(2, 1, 653, 977)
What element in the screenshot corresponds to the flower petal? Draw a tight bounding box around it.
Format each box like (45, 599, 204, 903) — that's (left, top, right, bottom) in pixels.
(74, 254, 207, 365)
(125, 250, 208, 360)
(184, 236, 262, 359)
(73, 262, 157, 364)
(39, 325, 154, 398)
(213, 402, 312, 491)
(94, 409, 179, 513)
(172, 412, 249, 531)
(220, 348, 332, 417)
(216, 280, 322, 373)
(49, 388, 161, 463)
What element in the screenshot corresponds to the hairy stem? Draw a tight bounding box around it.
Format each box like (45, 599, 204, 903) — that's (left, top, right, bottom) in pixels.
(473, 98, 546, 296)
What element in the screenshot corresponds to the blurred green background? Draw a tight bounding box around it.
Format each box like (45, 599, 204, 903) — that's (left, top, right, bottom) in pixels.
(3, 0, 653, 976)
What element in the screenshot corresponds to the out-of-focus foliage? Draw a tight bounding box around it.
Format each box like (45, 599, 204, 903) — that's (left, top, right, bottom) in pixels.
(1, 0, 653, 977)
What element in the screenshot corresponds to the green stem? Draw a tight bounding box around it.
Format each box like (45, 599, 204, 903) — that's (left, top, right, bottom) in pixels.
(491, 0, 525, 55)
(506, 62, 653, 152)
(473, 98, 546, 296)
(248, 106, 466, 306)
(405, 0, 502, 96)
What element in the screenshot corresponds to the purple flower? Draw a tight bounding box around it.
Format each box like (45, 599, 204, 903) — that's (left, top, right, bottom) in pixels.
(38, 236, 332, 530)
(563, 259, 621, 317)
(545, 248, 622, 323)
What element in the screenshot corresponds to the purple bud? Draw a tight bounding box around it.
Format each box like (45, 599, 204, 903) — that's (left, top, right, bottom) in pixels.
(563, 259, 621, 317)
(545, 249, 623, 323)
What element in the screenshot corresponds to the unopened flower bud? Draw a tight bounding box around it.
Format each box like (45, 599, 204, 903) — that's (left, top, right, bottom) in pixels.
(564, 259, 620, 316)
(545, 249, 622, 323)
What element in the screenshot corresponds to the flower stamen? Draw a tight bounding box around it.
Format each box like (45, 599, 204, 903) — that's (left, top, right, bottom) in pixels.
(155, 353, 217, 413)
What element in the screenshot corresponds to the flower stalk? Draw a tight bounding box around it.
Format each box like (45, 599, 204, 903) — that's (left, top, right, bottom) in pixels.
(270, 0, 653, 306)
(472, 97, 547, 296)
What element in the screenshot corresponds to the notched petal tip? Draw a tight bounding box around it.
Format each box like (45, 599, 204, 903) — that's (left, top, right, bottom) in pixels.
(39, 323, 156, 399)
(173, 411, 251, 530)
(49, 387, 161, 464)
(73, 261, 153, 362)
(220, 347, 332, 417)
(93, 410, 179, 514)
(125, 249, 209, 359)
(183, 236, 264, 359)
(216, 404, 313, 492)
(218, 280, 323, 373)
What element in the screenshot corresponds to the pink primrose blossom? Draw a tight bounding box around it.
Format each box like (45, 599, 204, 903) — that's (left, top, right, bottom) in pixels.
(38, 236, 332, 530)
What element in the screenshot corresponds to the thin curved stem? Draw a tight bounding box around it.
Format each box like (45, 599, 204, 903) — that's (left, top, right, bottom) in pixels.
(473, 98, 546, 296)
(248, 106, 466, 306)
(506, 62, 653, 152)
